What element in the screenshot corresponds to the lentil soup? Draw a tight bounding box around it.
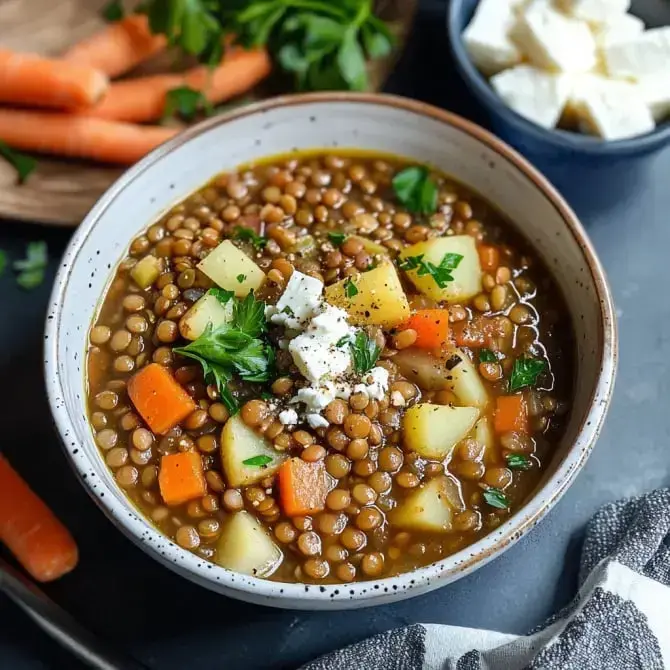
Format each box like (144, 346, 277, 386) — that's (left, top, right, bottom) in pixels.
(86, 150, 574, 584)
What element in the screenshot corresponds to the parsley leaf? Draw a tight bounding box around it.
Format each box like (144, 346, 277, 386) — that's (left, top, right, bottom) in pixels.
(233, 225, 267, 250)
(232, 291, 266, 337)
(0, 250, 6, 276)
(0, 141, 37, 184)
(102, 0, 124, 22)
(483, 488, 509, 509)
(236, 273, 246, 283)
(349, 330, 381, 375)
(479, 348, 497, 363)
(14, 241, 47, 289)
(344, 277, 358, 298)
(242, 455, 273, 467)
(208, 287, 235, 304)
(163, 86, 212, 121)
(397, 252, 462, 289)
(392, 166, 438, 214)
(506, 454, 531, 470)
(509, 357, 546, 392)
(328, 231, 347, 246)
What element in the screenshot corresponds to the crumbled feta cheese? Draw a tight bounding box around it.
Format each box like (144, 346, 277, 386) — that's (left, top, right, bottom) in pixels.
(390, 391, 406, 407)
(365, 367, 389, 401)
(306, 414, 329, 429)
(352, 384, 370, 398)
(266, 270, 324, 330)
(491, 65, 572, 128)
(511, 0, 597, 73)
(638, 73, 670, 122)
(292, 386, 335, 412)
(278, 408, 298, 426)
(463, 0, 522, 76)
(593, 13, 644, 47)
(556, 0, 631, 24)
(604, 27, 670, 80)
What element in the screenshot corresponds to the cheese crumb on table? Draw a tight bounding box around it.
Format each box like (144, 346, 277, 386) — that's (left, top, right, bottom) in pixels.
(556, 0, 631, 24)
(491, 65, 573, 128)
(604, 27, 670, 80)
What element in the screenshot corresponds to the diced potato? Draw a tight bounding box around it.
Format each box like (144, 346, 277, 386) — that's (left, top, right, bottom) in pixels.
(324, 261, 409, 327)
(393, 348, 452, 391)
(130, 255, 161, 289)
(398, 236, 482, 303)
(215, 511, 282, 577)
(403, 404, 479, 459)
(179, 293, 233, 341)
(444, 347, 490, 409)
(474, 416, 494, 454)
(221, 415, 287, 487)
(197, 240, 265, 297)
(350, 235, 389, 257)
(389, 476, 462, 532)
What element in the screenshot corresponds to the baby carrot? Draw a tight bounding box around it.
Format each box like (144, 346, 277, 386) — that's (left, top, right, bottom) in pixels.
(80, 48, 271, 123)
(0, 454, 78, 582)
(0, 109, 177, 164)
(0, 49, 108, 109)
(62, 14, 167, 78)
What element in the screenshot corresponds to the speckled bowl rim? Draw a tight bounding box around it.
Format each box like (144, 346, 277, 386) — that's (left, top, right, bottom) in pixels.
(447, 0, 670, 157)
(45, 92, 617, 607)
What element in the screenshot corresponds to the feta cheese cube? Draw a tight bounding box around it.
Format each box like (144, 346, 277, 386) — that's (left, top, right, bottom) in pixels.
(267, 270, 324, 330)
(278, 408, 298, 426)
(491, 65, 572, 128)
(306, 414, 329, 430)
(593, 13, 644, 47)
(511, 0, 597, 73)
(570, 75, 654, 139)
(638, 73, 670, 122)
(463, 0, 522, 76)
(556, 0, 631, 24)
(605, 27, 670, 79)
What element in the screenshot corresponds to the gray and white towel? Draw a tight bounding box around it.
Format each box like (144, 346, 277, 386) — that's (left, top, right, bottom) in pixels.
(303, 489, 670, 669)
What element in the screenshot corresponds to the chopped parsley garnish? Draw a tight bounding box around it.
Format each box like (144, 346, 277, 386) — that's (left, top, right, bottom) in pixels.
(344, 277, 359, 298)
(208, 287, 235, 304)
(281, 306, 294, 316)
(479, 348, 497, 363)
(236, 273, 247, 284)
(14, 241, 48, 289)
(328, 231, 347, 246)
(0, 141, 37, 184)
(483, 488, 509, 510)
(260, 391, 274, 401)
(101, 0, 124, 21)
(163, 86, 212, 122)
(392, 166, 438, 214)
(508, 356, 546, 392)
(242, 455, 273, 467)
(349, 331, 381, 375)
(506, 454, 531, 470)
(397, 252, 463, 289)
(233, 225, 268, 250)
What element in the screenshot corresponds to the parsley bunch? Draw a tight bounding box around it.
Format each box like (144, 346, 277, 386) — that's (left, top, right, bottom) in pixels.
(397, 252, 463, 289)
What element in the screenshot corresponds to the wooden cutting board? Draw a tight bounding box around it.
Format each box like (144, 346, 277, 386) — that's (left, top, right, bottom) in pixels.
(0, 0, 416, 227)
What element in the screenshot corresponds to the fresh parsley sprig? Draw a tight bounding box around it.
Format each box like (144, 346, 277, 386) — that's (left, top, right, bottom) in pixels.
(508, 356, 546, 392)
(0, 141, 37, 185)
(479, 348, 497, 363)
(163, 86, 212, 122)
(483, 487, 509, 510)
(397, 252, 463, 289)
(14, 241, 48, 289)
(328, 231, 347, 246)
(506, 454, 531, 470)
(233, 225, 268, 250)
(243, 455, 273, 467)
(339, 330, 381, 375)
(392, 166, 438, 214)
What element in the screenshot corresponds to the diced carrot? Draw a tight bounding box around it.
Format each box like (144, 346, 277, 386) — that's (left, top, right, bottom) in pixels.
(0, 109, 177, 164)
(80, 48, 271, 123)
(127, 363, 196, 435)
(0, 455, 78, 582)
(278, 458, 328, 517)
(494, 394, 528, 434)
(0, 49, 108, 109)
(404, 309, 450, 349)
(158, 452, 206, 506)
(478, 244, 500, 273)
(452, 319, 487, 348)
(62, 15, 167, 78)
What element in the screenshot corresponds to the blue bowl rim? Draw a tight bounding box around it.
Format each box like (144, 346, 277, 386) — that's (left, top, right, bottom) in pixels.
(447, 0, 670, 158)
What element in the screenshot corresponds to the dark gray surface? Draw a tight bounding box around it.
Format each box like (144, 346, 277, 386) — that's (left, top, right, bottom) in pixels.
(1, 1, 668, 668)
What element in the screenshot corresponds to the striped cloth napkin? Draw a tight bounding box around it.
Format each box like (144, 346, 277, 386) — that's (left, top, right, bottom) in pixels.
(303, 489, 670, 669)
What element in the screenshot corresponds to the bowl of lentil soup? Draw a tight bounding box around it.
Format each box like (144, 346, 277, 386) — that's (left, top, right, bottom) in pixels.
(46, 93, 616, 609)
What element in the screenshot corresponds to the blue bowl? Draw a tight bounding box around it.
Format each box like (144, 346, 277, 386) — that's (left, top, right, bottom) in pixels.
(447, 0, 670, 210)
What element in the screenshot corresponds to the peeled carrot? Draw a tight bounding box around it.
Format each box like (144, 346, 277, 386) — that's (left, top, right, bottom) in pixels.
(0, 109, 177, 164)
(278, 459, 328, 517)
(494, 394, 528, 434)
(127, 363, 196, 435)
(80, 48, 271, 123)
(404, 309, 450, 349)
(0, 455, 78, 582)
(62, 14, 167, 78)
(158, 452, 206, 506)
(478, 244, 500, 273)
(0, 49, 108, 109)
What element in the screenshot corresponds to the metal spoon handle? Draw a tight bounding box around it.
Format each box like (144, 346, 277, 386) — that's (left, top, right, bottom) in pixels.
(0, 558, 147, 670)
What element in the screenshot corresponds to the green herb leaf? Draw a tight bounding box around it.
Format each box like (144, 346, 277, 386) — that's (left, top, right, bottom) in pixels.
(392, 166, 438, 214)
(483, 488, 509, 509)
(509, 357, 547, 392)
(0, 250, 6, 276)
(260, 391, 274, 401)
(397, 252, 463, 289)
(242, 455, 273, 467)
(336, 335, 351, 347)
(506, 454, 531, 470)
(0, 141, 37, 184)
(232, 225, 268, 250)
(361, 22, 392, 59)
(350, 330, 381, 375)
(163, 86, 212, 121)
(236, 273, 246, 283)
(479, 348, 497, 363)
(208, 287, 235, 304)
(344, 277, 358, 298)
(328, 231, 347, 246)
(102, 0, 124, 22)
(337, 29, 367, 91)
(232, 290, 266, 338)
(14, 241, 47, 290)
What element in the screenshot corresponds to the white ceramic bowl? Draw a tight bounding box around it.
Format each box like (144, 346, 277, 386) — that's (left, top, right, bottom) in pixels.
(45, 93, 617, 610)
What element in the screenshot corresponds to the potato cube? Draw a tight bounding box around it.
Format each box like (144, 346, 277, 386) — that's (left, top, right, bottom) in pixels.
(389, 476, 462, 532)
(130, 255, 161, 289)
(197, 240, 265, 297)
(179, 292, 233, 341)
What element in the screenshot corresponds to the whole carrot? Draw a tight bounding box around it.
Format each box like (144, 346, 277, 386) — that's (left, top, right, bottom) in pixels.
(62, 14, 167, 78)
(0, 109, 178, 164)
(0, 454, 78, 582)
(80, 48, 271, 123)
(0, 49, 108, 109)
